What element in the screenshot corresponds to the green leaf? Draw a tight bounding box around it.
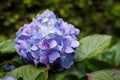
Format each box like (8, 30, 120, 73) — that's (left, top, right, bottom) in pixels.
(12, 55, 24, 66)
(0, 39, 15, 53)
(36, 72, 46, 80)
(6, 65, 46, 80)
(111, 43, 120, 66)
(66, 59, 112, 80)
(85, 59, 113, 71)
(48, 71, 67, 80)
(75, 34, 111, 62)
(66, 62, 87, 79)
(87, 69, 120, 80)
(0, 72, 6, 77)
(97, 42, 120, 67)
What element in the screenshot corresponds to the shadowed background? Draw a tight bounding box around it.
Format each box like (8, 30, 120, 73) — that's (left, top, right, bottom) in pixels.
(0, 0, 120, 41)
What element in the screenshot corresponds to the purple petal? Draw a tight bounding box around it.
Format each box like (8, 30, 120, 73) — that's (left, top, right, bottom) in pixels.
(59, 53, 74, 69)
(38, 41, 47, 50)
(74, 29, 80, 35)
(31, 50, 40, 59)
(18, 35, 30, 40)
(16, 27, 24, 36)
(32, 19, 40, 27)
(49, 40, 57, 49)
(49, 52, 60, 63)
(57, 46, 62, 51)
(22, 27, 31, 36)
(33, 59, 39, 66)
(71, 41, 79, 48)
(64, 61, 73, 69)
(17, 40, 28, 48)
(4, 76, 15, 80)
(65, 47, 74, 53)
(31, 45, 38, 51)
(40, 56, 49, 65)
(15, 45, 27, 56)
(40, 9, 55, 18)
(38, 39, 57, 50)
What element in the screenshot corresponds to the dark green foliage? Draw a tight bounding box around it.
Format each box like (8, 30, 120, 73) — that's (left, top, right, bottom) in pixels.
(0, 0, 120, 40)
(96, 42, 120, 67)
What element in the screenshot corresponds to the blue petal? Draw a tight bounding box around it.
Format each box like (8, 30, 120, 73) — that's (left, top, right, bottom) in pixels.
(71, 41, 79, 48)
(4, 64, 15, 71)
(49, 52, 60, 63)
(65, 47, 74, 53)
(3, 76, 15, 80)
(40, 55, 49, 65)
(38, 39, 57, 50)
(59, 53, 74, 69)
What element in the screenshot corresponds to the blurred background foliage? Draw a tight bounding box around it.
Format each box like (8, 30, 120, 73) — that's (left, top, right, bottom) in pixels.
(0, 0, 120, 80)
(0, 0, 120, 41)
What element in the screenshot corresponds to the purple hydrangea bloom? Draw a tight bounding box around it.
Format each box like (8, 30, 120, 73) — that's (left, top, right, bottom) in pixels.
(4, 64, 15, 71)
(14, 9, 80, 69)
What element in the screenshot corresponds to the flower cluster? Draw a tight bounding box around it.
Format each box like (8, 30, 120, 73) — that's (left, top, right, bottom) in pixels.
(4, 64, 15, 71)
(14, 9, 80, 69)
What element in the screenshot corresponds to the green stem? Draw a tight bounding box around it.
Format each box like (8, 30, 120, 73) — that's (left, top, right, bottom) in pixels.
(45, 66, 51, 80)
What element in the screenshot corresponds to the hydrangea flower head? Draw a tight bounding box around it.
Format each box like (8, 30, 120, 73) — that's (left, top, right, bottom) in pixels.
(14, 9, 80, 69)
